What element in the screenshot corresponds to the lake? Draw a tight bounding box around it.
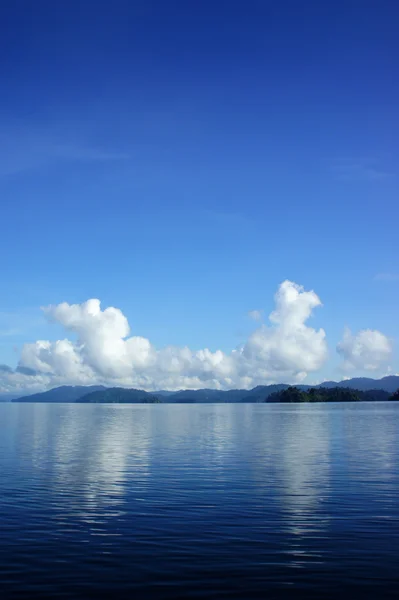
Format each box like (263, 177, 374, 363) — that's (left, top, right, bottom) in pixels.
(0, 402, 398, 599)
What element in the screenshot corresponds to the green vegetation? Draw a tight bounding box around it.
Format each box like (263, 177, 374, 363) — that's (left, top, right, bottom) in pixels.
(9, 378, 399, 404)
(76, 388, 161, 403)
(239, 384, 290, 402)
(267, 387, 391, 403)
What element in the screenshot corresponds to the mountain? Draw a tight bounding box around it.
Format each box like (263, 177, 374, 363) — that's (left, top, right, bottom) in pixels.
(166, 388, 248, 403)
(165, 385, 308, 403)
(9, 376, 399, 403)
(0, 391, 33, 402)
(239, 384, 294, 402)
(13, 385, 106, 402)
(315, 381, 339, 388)
(165, 376, 399, 403)
(76, 388, 161, 403)
(315, 376, 399, 393)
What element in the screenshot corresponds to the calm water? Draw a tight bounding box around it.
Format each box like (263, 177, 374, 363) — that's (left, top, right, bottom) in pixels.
(0, 402, 398, 599)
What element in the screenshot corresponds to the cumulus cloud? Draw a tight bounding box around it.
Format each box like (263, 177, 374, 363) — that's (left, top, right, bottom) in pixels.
(337, 327, 393, 372)
(15, 366, 38, 376)
(0, 367, 50, 397)
(1, 281, 328, 394)
(239, 281, 327, 382)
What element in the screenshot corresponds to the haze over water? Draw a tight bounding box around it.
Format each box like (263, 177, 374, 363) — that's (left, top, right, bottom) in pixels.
(1, 402, 398, 599)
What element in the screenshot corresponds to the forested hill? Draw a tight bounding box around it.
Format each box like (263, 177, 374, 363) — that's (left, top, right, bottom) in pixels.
(267, 387, 393, 403)
(313, 375, 399, 393)
(75, 386, 398, 403)
(76, 388, 161, 403)
(9, 375, 399, 403)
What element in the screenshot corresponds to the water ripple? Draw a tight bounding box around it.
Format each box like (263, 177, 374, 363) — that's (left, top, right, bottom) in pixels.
(0, 402, 398, 598)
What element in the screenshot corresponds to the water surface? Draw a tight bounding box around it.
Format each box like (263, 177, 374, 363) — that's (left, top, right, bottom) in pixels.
(0, 402, 398, 598)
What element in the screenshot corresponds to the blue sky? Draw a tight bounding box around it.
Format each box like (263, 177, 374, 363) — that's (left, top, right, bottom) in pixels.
(0, 0, 398, 392)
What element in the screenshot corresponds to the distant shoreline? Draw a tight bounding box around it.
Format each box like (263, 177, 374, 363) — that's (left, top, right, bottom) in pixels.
(3, 375, 398, 404)
(8, 399, 399, 404)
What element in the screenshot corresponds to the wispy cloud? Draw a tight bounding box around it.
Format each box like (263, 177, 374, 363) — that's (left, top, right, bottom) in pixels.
(374, 272, 399, 282)
(0, 310, 46, 338)
(50, 144, 130, 162)
(331, 158, 394, 182)
(248, 309, 263, 321)
(0, 328, 25, 337)
(201, 209, 254, 228)
(0, 128, 129, 178)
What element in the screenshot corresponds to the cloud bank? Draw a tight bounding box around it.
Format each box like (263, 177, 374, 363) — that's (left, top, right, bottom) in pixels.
(1, 281, 327, 394)
(0, 280, 394, 396)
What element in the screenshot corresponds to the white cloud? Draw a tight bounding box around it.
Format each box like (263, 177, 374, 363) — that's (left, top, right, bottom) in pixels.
(337, 327, 393, 372)
(240, 281, 327, 381)
(248, 309, 263, 321)
(0, 281, 329, 394)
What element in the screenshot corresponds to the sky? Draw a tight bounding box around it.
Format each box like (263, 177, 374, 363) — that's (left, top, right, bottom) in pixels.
(0, 0, 398, 395)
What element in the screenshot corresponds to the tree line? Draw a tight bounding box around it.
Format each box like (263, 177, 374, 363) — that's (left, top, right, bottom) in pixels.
(267, 387, 399, 403)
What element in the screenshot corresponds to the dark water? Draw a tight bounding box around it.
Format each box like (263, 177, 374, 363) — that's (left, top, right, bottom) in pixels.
(0, 403, 398, 599)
